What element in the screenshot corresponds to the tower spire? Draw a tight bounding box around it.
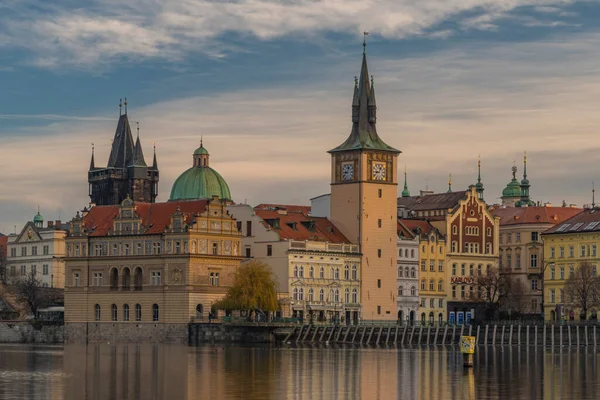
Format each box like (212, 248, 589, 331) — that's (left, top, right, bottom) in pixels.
(124, 97, 128, 114)
(475, 155, 484, 199)
(448, 173, 452, 193)
(119, 98, 122, 116)
(593, 182, 596, 208)
(401, 165, 410, 197)
(363, 31, 369, 54)
(89, 143, 95, 170)
(152, 142, 158, 170)
(520, 151, 531, 206)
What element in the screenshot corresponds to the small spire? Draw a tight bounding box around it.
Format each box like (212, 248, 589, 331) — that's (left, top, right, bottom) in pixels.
(90, 142, 95, 170)
(119, 98, 122, 116)
(477, 155, 481, 183)
(363, 31, 369, 54)
(448, 173, 452, 193)
(354, 76, 358, 88)
(523, 151, 528, 179)
(124, 97, 128, 114)
(593, 182, 596, 208)
(402, 165, 410, 197)
(152, 142, 158, 170)
(136, 121, 140, 138)
(200, 135, 203, 147)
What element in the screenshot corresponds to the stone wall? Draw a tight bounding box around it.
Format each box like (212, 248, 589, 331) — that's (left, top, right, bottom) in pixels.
(189, 323, 276, 344)
(0, 322, 64, 343)
(65, 322, 188, 344)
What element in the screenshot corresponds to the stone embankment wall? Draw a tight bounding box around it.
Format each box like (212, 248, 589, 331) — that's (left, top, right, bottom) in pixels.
(0, 322, 64, 343)
(65, 323, 188, 344)
(189, 323, 276, 344)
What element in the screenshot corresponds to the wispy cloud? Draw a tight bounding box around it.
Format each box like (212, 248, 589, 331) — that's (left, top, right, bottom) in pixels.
(0, 0, 581, 69)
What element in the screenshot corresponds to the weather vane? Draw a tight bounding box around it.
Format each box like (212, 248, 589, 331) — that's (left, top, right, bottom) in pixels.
(363, 31, 369, 53)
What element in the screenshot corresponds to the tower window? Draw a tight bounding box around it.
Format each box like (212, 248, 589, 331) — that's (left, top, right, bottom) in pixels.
(377, 279, 381, 288)
(378, 219, 382, 228)
(377, 249, 382, 258)
(378, 189, 382, 198)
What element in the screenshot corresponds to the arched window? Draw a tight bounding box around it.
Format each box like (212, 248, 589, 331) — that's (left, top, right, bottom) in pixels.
(110, 268, 118, 290)
(293, 288, 299, 300)
(94, 304, 101, 321)
(410, 286, 416, 296)
(421, 313, 425, 322)
(487, 227, 492, 237)
(319, 288, 325, 302)
(420, 280, 425, 290)
(135, 304, 142, 321)
(438, 280, 443, 291)
(196, 304, 203, 318)
(398, 267, 403, 278)
(298, 288, 304, 301)
(299, 265, 304, 278)
(344, 265, 350, 280)
(345, 288, 350, 303)
(452, 225, 458, 235)
(411, 268, 416, 278)
(123, 304, 130, 322)
(334, 268, 340, 280)
(352, 288, 358, 303)
(399, 249, 403, 258)
(319, 266, 325, 279)
(294, 265, 299, 277)
(352, 265, 358, 280)
(451, 242, 457, 252)
(308, 288, 314, 301)
(411, 249, 415, 258)
(334, 289, 340, 303)
(309, 266, 314, 278)
(122, 267, 131, 289)
(398, 286, 404, 297)
(486, 243, 492, 254)
(111, 304, 117, 321)
(152, 304, 159, 322)
(429, 280, 434, 291)
(134, 267, 143, 290)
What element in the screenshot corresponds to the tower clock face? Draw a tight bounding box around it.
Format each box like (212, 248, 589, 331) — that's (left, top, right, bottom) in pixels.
(342, 163, 354, 181)
(372, 163, 386, 181)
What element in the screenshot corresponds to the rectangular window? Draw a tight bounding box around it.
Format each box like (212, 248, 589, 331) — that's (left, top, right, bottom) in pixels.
(469, 265, 474, 276)
(377, 219, 382, 228)
(507, 233, 512, 243)
(461, 264, 466, 276)
(581, 245, 586, 257)
(559, 289, 564, 303)
(507, 254, 512, 269)
(20, 265, 26, 275)
(530, 254, 538, 268)
(531, 232, 539, 241)
(377, 279, 381, 288)
(112, 244, 118, 256)
(560, 247, 564, 258)
(10, 266, 15, 276)
(210, 272, 220, 286)
(531, 299, 538, 313)
(593, 245, 597, 257)
(212, 243, 218, 255)
(151, 271, 162, 286)
(31, 265, 36, 275)
(531, 279, 539, 291)
(439, 299, 444, 308)
(430, 261, 435, 272)
(246, 221, 252, 237)
(569, 266, 574, 278)
(452, 286, 456, 298)
(452, 264, 456, 275)
(560, 267, 565, 280)
(31, 246, 37, 256)
(137, 243, 142, 255)
(175, 242, 181, 254)
(378, 189, 382, 198)
(377, 249, 382, 258)
(245, 247, 251, 258)
(421, 298, 426, 307)
(93, 272, 103, 287)
(515, 254, 521, 269)
(10, 248, 16, 257)
(550, 247, 555, 258)
(550, 266, 555, 280)
(74, 272, 79, 287)
(430, 299, 435, 308)
(515, 232, 520, 243)
(94, 245, 102, 256)
(438, 261, 444, 272)
(421, 260, 426, 271)
(125, 243, 131, 255)
(42, 264, 48, 275)
(460, 286, 465, 299)
(377, 305, 381, 314)
(267, 245, 273, 256)
(569, 246, 574, 258)
(550, 289, 555, 303)
(21, 247, 26, 256)
(236, 221, 242, 233)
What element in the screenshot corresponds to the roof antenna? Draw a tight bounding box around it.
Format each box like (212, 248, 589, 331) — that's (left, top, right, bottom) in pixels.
(119, 98, 122, 116)
(363, 31, 369, 54)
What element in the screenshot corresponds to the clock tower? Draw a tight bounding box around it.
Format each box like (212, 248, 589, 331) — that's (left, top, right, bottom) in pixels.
(328, 44, 401, 321)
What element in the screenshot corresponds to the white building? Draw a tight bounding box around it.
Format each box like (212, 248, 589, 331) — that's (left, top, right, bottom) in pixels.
(6, 212, 67, 288)
(396, 221, 420, 322)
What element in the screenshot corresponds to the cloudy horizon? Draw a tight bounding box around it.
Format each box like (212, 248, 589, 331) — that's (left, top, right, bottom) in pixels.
(1, 0, 600, 233)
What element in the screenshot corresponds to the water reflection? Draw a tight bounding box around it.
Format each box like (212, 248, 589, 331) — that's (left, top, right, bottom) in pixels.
(0, 344, 598, 399)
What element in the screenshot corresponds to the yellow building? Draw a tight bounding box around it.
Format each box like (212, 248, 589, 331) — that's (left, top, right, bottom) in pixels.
(65, 197, 242, 343)
(328, 45, 400, 321)
(542, 208, 599, 321)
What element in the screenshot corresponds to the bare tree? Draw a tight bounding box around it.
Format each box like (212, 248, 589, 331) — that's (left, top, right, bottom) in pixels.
(564, 262, 600, 320)
(13, 272, 60, 318)
(504, 278, 528, 317)
(470, 267, 513, 320)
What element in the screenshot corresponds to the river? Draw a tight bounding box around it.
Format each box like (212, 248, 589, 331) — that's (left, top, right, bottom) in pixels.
(0, 344, 597, 399)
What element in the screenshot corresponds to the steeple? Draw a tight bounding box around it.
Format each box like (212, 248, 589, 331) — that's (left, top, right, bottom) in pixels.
(475, 156, 484, 200)
(107, 108, 135, 168)
(448, 173, 452, 193)
(89, 143, 95, 170)
(130, 122, 147, 167)
(152, 142, 158, 170)
(401, 165, 410, 197)
(328, 39, 399, 154)
(520, 151, 531, 206)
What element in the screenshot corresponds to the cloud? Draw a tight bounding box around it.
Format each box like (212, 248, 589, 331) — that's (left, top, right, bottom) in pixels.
(0, 0, 581, 69)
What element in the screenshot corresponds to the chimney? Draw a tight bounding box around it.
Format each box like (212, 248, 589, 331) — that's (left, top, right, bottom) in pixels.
(55, 220, 62, 229)
(47, 221, 54, 228)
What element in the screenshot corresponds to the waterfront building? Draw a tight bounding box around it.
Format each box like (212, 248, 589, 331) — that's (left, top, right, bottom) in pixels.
(64, 197, 242, 343)
(542, 208, 600, 321)
(396, 221, 420, 322)
(88, 102, 159, 206)
(492, 206, 582, 317)
(328, 44, 400, 321)
(0, 234, 6, 283)
(5, 211, 67, 288)
(227, 204, 361, 323)
(398, 220, 445, 323)
(398, 185, 500, 322)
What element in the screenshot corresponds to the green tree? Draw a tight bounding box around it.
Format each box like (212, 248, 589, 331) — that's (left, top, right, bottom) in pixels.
(214, 261, 279, 319)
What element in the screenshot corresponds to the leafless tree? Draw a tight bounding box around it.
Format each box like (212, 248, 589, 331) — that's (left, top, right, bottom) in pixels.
(504, 278, 528, 317)
(470, 266, 513, 319)
(13, 272, 61, 318)
(564, 262, 600, 320)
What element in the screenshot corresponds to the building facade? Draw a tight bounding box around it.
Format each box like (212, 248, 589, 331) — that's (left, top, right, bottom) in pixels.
(227, 204, 361, 324)
(88, 106, 159, 206)
(328, 47, 400, 321)
(396, 221, 420, 322)
(542, 208, 600, 321)
(64, 197, 242, 343)
(6, 212, 67, 288)
(492, 206, 582, 317)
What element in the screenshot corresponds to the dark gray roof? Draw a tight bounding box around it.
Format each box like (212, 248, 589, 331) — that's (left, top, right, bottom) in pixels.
(107, 114, 135, 168)
(130, 136, 147, 168)
(397, 190, 467, 212)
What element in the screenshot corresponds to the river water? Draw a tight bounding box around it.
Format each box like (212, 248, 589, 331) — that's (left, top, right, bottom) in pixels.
(0, 344, 597, 399)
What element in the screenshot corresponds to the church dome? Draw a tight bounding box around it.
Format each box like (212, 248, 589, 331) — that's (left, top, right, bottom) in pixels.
(169, 142, 232, 201)
(502, 166, 522, 198)
(33, 211, 44, 224)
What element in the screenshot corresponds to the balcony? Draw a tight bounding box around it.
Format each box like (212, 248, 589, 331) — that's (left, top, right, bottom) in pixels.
(289, 240, 360, 254)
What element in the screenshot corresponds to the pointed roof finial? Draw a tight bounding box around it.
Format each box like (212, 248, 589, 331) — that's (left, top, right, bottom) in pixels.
(136, 121, 140, 138)
(363, 31, 369, 54)
(402, 164, 410, 197)
(90, 142, 95, 170)
(354, 76, 358, 88)
(448, 173, 452, 193)
(200, 135, 204, 147)
(124, 97, 128, 114)
(477, 155, 482, 183)
(593, 182, 596, 208)
(119, 98, 122, 116)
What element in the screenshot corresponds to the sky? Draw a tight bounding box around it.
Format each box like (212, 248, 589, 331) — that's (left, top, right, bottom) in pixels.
(1, 0, 600, 233)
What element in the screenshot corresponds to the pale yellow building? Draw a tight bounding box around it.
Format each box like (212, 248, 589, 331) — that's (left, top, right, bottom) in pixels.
(64, 197, 242, 343)
(542, 208, 599, 321)
(328, 47, 400, 321)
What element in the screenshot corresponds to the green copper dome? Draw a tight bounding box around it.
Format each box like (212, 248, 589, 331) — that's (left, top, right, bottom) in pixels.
(502, 179, 521, 197)
(169, 143, 232, 201)
(33, 211, 44, 224)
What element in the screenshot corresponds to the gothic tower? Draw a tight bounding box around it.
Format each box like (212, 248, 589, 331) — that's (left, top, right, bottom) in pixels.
(88, 101, 159, 205)
(328, 43, 400, 321)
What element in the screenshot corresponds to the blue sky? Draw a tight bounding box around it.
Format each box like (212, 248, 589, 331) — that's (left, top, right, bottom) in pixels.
(1, 0, 600, 232)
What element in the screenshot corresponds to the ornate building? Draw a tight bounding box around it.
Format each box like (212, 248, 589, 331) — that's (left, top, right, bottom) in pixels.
(170, 141, 232, 202)
(64, 198, 242, 343)
(227, 204, 361, 323)
(501, 153, 535, 207)
(6, 211, 67, 288)
(328, 44, 400, 321)
(88, 102, 159, 206)
(396, 220, 422, 323)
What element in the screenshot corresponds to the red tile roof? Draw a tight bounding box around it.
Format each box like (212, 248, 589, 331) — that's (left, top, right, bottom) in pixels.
(83, 200, 209, 237)
(543, 208, 599, 235)
(254, 203, 312, 214)
(398, 219, 436, 237)
(253, 208, 350, 243)
(0, 235, 7, 258)
(492, 206, 583, 227)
